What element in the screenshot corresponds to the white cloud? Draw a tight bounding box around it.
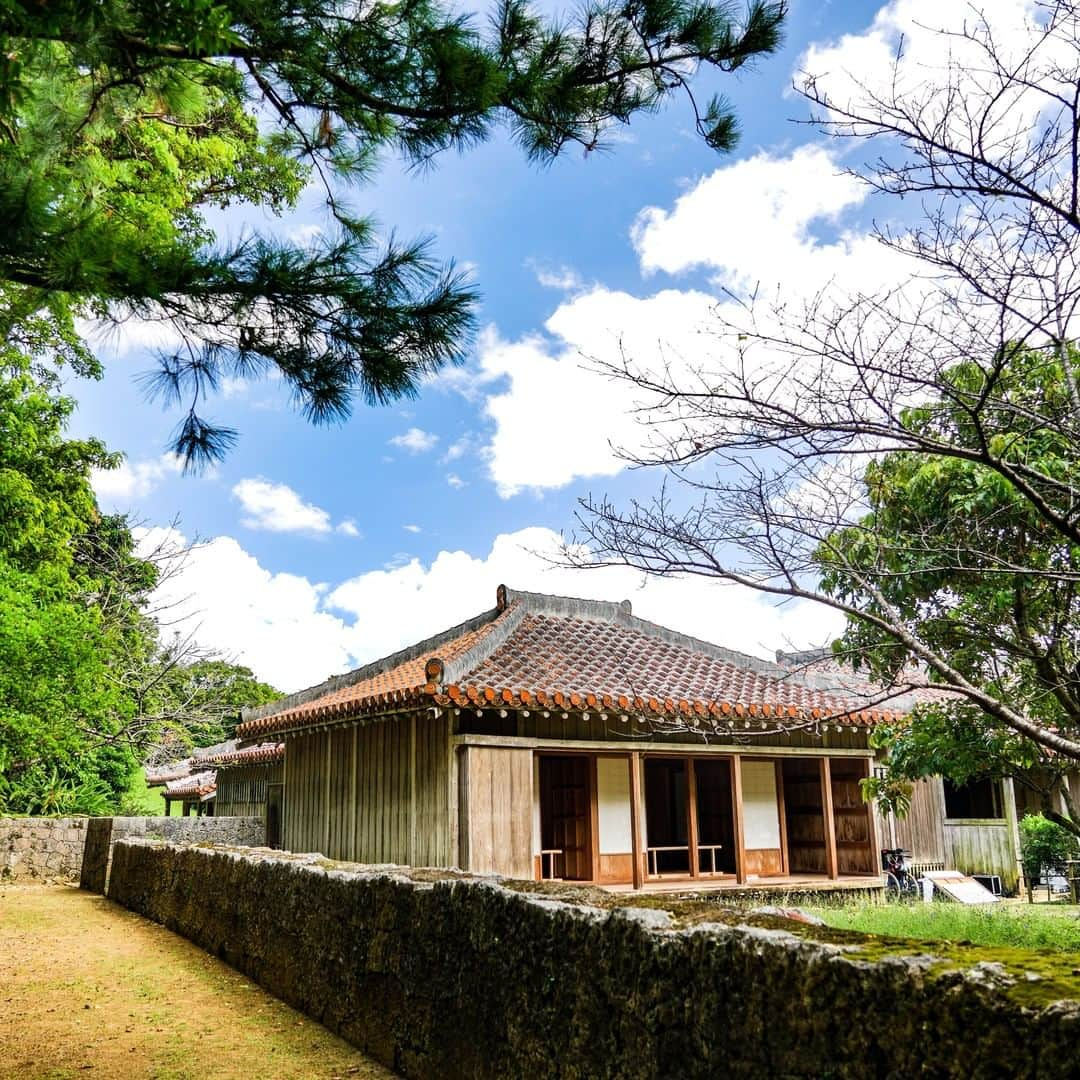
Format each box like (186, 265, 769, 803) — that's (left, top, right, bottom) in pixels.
(403, 524, 422, 534)
(389, 427, 439, 453)
(797, 0, 1041, 124)
(76, 315, 185, 357)
(91, 453, 185, 502)
(287, 223, 324, 247)
(138, 525, 842, 694)
(446, 473, 467, 489)
(477, 287, 718, 497)
(531, 262, 585, 291)
(327, 527, 843, 671)
(440, 436, 472, 464)
(337, 520, 362, 538)
(631, 144, 890, 293)
(136, 528, 355, 691)
(461, 2, 1049, 502)
(232, 478, 335, 535)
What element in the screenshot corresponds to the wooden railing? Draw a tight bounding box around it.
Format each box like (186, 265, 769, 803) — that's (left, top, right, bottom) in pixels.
(539, 849, 563, 880)
(646, 843, 726, 878)
(646, 845, 689, 877)
(697, 844, 725, 876)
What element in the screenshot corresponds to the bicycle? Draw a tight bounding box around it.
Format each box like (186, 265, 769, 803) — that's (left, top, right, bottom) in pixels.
(881, 848, 920, 900)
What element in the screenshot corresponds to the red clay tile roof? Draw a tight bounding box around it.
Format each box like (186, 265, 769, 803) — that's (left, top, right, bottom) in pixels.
(201, 742, 284, 767)
(163, 771, 217, 800)
(238, 587, 913, 739)
(145, 760, 193, 786)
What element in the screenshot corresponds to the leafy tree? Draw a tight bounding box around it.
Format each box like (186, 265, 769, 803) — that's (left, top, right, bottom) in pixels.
(0, 356, 138, 810)
(1019, 814, 1079, 901)
(574, 4, 1080, 782)
(823, 352, 1080, 833)
(149, 658, 282, 748)
(0, 0, 785, 465)
(0, 350, 280, 813)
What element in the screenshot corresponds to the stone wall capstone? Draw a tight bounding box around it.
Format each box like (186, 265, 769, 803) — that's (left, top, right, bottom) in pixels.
(106, 839, 1080, 1080)
(0, 817, 87, 882)
(79, 816, 264, 893)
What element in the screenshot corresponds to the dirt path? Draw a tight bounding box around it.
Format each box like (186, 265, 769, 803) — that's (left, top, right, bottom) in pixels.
(0, 885, 394, 1080)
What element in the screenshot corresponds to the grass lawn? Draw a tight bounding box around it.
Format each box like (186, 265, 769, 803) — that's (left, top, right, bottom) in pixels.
(809, 899, 1080, 952)
(122, 767, 165, 815)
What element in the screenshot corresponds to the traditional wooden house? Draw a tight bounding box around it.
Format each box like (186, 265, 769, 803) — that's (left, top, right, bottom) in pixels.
(200, 742, 285, 847)
(161, 770, 217, 816)
(237, 586, 917, 892)
(773, 650, 1033, 894)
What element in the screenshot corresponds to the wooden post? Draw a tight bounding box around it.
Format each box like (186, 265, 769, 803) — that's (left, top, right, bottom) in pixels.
(348, 725, 358, 861)
(863, 758, 881, 878)
(774, 759, 789, 876)
(820, 757, 839, 880)
(686, 758, 700, 878)
(731, 754, 746, 884)
(323, 731, 332, 857)
(1002, 776, 1023, 896)
(629, 752, 644, 889)
(589, 756, 601, 883)
(409, 714, 418, 867)
(280, 734, 289, 851)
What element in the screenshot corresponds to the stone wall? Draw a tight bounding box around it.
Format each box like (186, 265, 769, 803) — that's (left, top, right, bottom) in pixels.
(0, 818, 87, 882)
(79, 816, 264, 893)
(107, 839, 1080, 1079)
(0, 815, 266, 886)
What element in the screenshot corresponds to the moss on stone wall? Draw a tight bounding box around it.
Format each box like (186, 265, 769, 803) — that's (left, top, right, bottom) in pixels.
(107, 841, 1080, 1079)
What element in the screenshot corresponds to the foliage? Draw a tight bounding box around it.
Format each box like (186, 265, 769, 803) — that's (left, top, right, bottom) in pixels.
(1019, 814, 1079, 885)
(822, 351, 1080, 718)
(573, 4, 1080, 774)
(0, 0, 785, 465)
(153, 659, 282, 747)
(827, 353, 1080, 833)
(0, 355, 280, 814)
(811, 899, 1080, 953)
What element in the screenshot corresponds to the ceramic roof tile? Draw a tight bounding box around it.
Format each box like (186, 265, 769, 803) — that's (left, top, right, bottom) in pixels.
(163, 770, 217, 799)
(238, 587, 908, 738)
(145, 759, 193, 786)
(202, 742, 284, 767)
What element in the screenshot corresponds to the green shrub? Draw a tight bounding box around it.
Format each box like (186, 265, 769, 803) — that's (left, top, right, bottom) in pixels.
(1019, 814, 1079, 888)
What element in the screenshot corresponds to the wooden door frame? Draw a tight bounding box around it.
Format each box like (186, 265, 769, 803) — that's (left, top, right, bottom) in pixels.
(820, 757, 840, 880)
(640, 751, 738, 884)
(537, 751, 597, 883)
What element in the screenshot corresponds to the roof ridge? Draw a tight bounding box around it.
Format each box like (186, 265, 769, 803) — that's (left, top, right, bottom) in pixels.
(442, 599, 528, 686)
(241, 602, 505, 725)
(500, 587, 792, 681)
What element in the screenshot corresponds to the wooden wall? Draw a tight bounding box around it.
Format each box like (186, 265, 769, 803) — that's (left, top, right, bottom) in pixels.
(874, 778, 947, 867)
(944, 822, 1019, 893)
(215, 762, 283, 818)
(459, 745, 533, 878)
(496, 711, 871, 753)
(282, 712, 451, 866)
(830, 759, 875, 874)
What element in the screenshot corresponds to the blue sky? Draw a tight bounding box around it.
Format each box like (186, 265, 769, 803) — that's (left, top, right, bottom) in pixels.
(71, 0, 1030, 691)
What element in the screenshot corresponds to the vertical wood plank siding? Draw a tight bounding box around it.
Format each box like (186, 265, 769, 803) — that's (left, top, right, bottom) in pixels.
(872, 778, 947, 866)
(460, 745, 533, 878)
(283, 713, 451, 865)
(944, 822, 1019, 892)
(215, 762, 283, 818)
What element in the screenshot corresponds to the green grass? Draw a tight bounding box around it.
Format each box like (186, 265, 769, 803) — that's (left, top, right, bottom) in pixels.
(121, 768, 166, 815)
(809, 900, 1080, 952)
